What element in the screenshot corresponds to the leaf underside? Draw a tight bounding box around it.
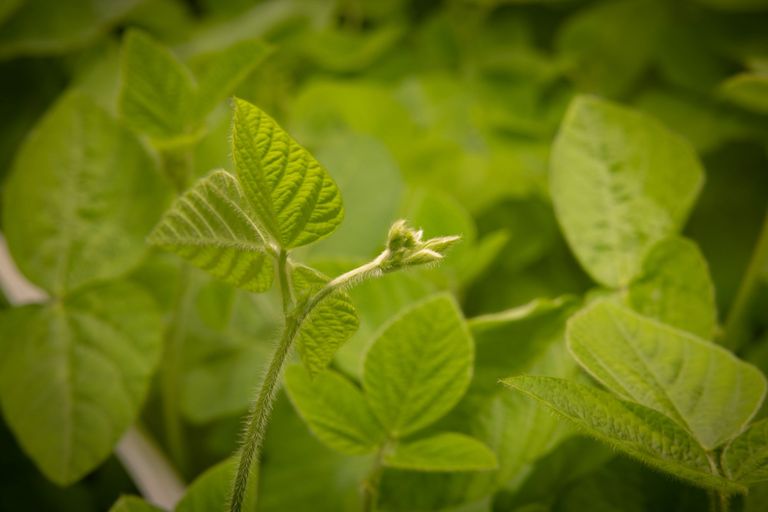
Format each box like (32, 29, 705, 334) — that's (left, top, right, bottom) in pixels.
(148, 169, 274, 293)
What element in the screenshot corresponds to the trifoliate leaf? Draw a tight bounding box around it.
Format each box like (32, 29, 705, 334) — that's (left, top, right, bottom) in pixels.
(724, 418, 768, 484)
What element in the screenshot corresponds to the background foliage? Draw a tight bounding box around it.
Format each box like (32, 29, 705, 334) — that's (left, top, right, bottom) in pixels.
(0, 0, 767, 511)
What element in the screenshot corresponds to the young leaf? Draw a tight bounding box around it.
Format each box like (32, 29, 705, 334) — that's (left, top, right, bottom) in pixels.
(148, 170, 275, 293)
(231, 97, 344, 248)
(724, 418, 768, 484)
(0, 281, 163, 485)
(119, 29, 197, 143)
(363, 294, 473, 437)
(2, 92, 168, 295)
(291, 264, 359, 376)
(284, 365, 386, 455)
(383, 433, 497, 472)
(567, 300, 766, 449)
(503, 376, 743, 493)
(550, 95, 704, 288)
(626, 236, 717, 339)
(108, 496, 165, 512)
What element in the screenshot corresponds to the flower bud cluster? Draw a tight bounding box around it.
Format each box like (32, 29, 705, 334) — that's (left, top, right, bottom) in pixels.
(378, 220, 460, 272)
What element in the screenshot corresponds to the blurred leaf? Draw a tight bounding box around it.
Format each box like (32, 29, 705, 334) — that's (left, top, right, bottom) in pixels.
(556, 0, 667, 97)
(2, 92, 169, 295)
(299, 25, 404, 73)
(551, 95, 704, 288)
(176, 458, 248, 512)
(724, 418, 768, 484)
(180, 279, 278, 423)
(148, 170, 275, 293)
(285, 365, 386, 455)
(384, 433, 497, 472)
(721, 73, 768, 115)
(291, 264, 359, 376)
(567, 300, 766, 449)
(0, 281, 163, 485)
(363, 294, 473, 437)
(694, 0, 768, 10)
(0, 0, 142, 59)
(119, 29, 197, 143)
(232, 97, 344, 249)
(187, 39, 272, 120)
(503, 376, 743, 493)
(108, 496, 164, 512)
(626, 236, 717, 338)
(307, 133, 403, 260)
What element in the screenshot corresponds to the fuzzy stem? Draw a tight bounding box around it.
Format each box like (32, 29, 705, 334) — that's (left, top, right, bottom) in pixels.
(723, 208, 768, 351)
(229, 254, 387, 512)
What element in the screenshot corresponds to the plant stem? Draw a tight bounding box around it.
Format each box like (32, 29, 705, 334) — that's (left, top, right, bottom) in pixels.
(228, 254, 388, 512)
(723, 208, 768, 351)
(362, 445, 387, 512)
(229, 316, 296, 512)
(161, 263, 193, 474)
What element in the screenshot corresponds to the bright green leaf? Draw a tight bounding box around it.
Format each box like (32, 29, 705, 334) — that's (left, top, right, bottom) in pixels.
(2, 92, 168, 295)
(0, 281, 163, 485)
(284, 365, 386, 455)
(626, 236, 717, 338)
(291, 264, 359, 376)
(109, 496, 165, 512)
(119, 29, 197, 142)
(384, 433, 497, 472)
(503, 376, 743, 493)
(567, 300, 766, 449)
(148, 170, 275, 293)
(724, 418, 768, 484)
(363, 294, 473, 437)
(550, 95, 705, 287)
(231, 97, 344, 248)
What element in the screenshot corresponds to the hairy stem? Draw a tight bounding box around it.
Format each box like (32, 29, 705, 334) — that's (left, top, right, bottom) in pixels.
(723, 208, 768, 351)
(229, 254, 388, 512)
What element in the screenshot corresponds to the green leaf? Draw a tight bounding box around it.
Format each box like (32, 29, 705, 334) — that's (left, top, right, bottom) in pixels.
(148, 170, 274, 293)
(187, 39, 272, 121)
(503, 376, 743, 493)
(384, 433, 497, 472)
(109, 496, 165, 512)
(2, 92, 168, 295)
(0, 281, 163, 485)
(231, 97, 344, 248)
(556, 0, 667, 97)
(291, 264, 359, 376)
(550, 95, 705, 288)
(567, 300, 766, 449)
(363, 294, 473, 437)
(119, 29, 198, 143)
(176, 458, 241, 512)
(284, 365, 386, 455)
(721, 74, 768, 115)
(0, 0, 142, 59)
(724, 418, 768, 484)
(626, 236, 717, 338)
